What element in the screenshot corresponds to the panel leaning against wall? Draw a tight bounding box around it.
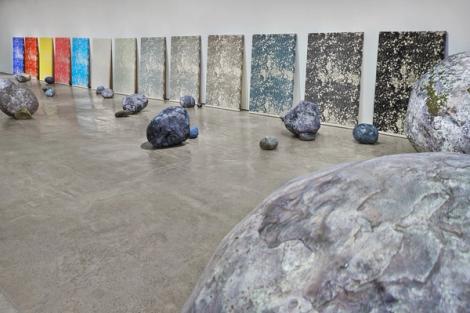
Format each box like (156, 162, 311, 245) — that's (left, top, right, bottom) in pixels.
(139, 37, 166, 100)
(91, 38, 112, 90)
(373, 31, 447, 134)
(54, 37, 71, 85)
(38, 37, 53, 81)
(25, 37, 38, 78)
(113, 38, 137, 95)
(12, 37, 24, 74)
(206, 35, 244, 110)
(305, 32, 364, 127)
(249, 34, 296, 115)
(169, 36, 201, 102)
(71, 38, 90, 87)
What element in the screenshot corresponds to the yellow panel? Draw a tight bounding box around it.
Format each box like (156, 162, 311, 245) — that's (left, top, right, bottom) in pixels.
(38, 37, 53, 81)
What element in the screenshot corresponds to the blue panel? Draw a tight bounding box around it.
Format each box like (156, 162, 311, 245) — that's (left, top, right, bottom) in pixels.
(12, 37, 25, 74)
(71, 38, 90, 87)
(249, 34, 296, 115)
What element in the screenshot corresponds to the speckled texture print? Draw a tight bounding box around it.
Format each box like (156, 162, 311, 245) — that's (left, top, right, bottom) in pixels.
(249, 34, 296, 115)
(139, 37, 166, 100)
(113, 38, 137, 95)
(91, 38, 112, 89)
(12, 37, 24, 74)
(206, 35, 244, 110)
(24, 37, 38, 78)
(305, 33, 364, 127)
(71, 38, 90, 87)
(170, 36, 201, 102)
(373, 31, 446, 134)
(54, 37, 71, 85)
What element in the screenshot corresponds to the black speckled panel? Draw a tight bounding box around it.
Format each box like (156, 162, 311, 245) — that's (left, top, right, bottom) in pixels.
(305, 32, 364, 127)
(373, 31, 447, 134)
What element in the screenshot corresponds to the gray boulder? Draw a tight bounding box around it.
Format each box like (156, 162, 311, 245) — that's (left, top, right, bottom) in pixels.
(405, 52, 470, 153)
(0, 79, 39, 119)
(180, 95, 196, 108)
(281, 101, 321, 141)
(96, 86, 105, 95)
(101, 88, 114, 98)
(44, 87, 55, 97)
(183, 152, 470, 313)
(122, 93, 148, 113)
(259, 136, 279, 150)
(146, 106, 190, 148)
(15, 73, 31, 83)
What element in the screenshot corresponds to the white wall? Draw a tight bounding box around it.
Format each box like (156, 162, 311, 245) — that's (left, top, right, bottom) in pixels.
(1, 0, 469, 122)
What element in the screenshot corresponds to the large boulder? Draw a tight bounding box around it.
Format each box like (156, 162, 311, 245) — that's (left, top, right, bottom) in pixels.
(122, 93, 148, 113)
(146, 106, 190, 148)
(183, 153, 470, 313)
(0, 79, 39, 119)
(281, 101, 321, 141)
(405, 52, 470, 153)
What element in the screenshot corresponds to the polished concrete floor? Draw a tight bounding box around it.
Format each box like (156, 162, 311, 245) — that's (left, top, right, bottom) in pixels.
(0, 75, 415, 313)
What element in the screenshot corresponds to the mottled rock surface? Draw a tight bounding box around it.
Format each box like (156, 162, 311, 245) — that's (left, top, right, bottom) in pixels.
(259, 136, 278, 150)
(183, 153, 470, 313)
(146, 106, 190, 148)
(353, 123, 379, 144)
(101, 88, 114, 98)
(15, 73, 31, 83)
(122, 93, 148, 113)
(96, 86, 105, 95)
(45, 76, 55, 84)
(44, 88, 55, 97)
(0, 79, 39, 118)
(189, 127, 199, 139)
(180, 95, 196, 108)
(405, 52, 470, 153)
(282, 101, 321, 140)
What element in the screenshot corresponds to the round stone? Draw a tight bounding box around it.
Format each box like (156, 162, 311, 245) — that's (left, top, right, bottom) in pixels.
(96, 86, 105, 95)
(353, 123, 379, 144)
(15, 73, 31, 83)
(0, 79, 39, 118)
(146, 106, 190, 148)
(122, 93, 148, 113)
(180, 95, 196, 108)
(44, 88, 55, 97)
(405, 52, 470, 153)
(101, 88, 114, 98)
(183, 153, 470, 313)
(189, 127, 199, 139)
(281, 101, 321, 141)
(259, 136, 278, 150)
(44, 76, 54, 84)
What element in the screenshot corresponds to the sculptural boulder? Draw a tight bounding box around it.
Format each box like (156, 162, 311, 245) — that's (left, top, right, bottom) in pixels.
(0, 78, 39, 119)
(281, 101, 321, 141)
(180, 95, 196, 108)
(183, 152, 470, 313)
(353, 123, 379, 144)
(122, 93, 148, 113)
(101, 88, 114, 98)
(405, 52, 470, 153)
(146, 106, 190, 148)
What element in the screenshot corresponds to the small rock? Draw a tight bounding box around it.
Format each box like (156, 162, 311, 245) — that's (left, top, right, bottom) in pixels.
(122, 94, 148, 113)
(42, 87, 48, 92)
(115, 110, 131, 118)
(44, 88, 55, 97)
(197, 103, 203, 108)
(146, 106, 190, 148)
(45, 76, 54, 84)
(101, 88, 114, 98)
(13, 107, 33, 120)
(96, 86, 105, 95)
(259, 136, 279, 150)
(353, 123, 379, 144)
(15, 73, 31, 83)
(282, 101, 321, 141)
(0, 79, 39, 118)
(180, 95, 196, 108)
(189, 127, 199, 139)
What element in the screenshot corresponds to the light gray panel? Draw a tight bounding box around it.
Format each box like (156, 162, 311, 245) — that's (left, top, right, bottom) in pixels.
(91, 38, 111, 89)
(113, 38, 137, 95)
(139, 37, 166, 99)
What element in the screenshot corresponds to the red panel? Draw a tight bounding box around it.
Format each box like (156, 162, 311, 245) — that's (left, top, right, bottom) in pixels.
(24, 37, 38, 78)
(54, 38, 71, 84)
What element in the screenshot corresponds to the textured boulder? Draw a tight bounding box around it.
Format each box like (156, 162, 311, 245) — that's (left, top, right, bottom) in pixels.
(44, 87, 55, 97)
(281, 101, 321, 141)
(180, 95, 196, 108)
(101, 88, 114, 98)
(15, 73, 31, 83)
(122, 93, 148, 113)
(183, 153, 470, 313)
(189, 127, 199, 139)
(353, 123, 379, 144)
(259, 136, 279, 150)
(44, 76, 54, 84)
(0, 79, 39, 118)
(96, 86, 105, 95)
(146, 106, 190, 148)
(405, 52, 470, 153)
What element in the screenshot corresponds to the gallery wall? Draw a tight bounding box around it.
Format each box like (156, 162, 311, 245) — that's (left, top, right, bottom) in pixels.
(1, 0, 469, 123)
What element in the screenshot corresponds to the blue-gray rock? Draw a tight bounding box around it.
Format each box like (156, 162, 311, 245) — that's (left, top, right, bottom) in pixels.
(122, 93, 148, 113)
(259, 136, 278, 150)
(15, 73, 31, 83)
(281, 101, 321, 141)
(180, 95, 196, 108)
(101, 88, 114, 98)
(183, 152, 470, 313)
(353, 123, 379, 144)
(146, 106, 190, 148)
(405, 52, 470, 153)
(96, 86, 105, 95)
(45, 76, 54, 84)
(0, 79, 39, 119)
(44, 88, 55, 97)
(189, 127, 199, 139)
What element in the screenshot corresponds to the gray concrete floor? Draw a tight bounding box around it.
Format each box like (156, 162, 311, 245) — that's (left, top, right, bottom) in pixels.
(0, 75, 415, 313)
